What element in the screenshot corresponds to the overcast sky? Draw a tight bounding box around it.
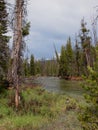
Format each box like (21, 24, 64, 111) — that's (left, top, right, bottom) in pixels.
(9, 0, 98, 59)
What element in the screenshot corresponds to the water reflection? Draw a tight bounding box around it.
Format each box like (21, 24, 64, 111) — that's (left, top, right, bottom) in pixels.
(35, 77, 61, 93)
(34, 76, 84, 98)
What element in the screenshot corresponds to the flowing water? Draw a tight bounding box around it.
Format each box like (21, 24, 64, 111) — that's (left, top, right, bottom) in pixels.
(34, 76, 84, 99)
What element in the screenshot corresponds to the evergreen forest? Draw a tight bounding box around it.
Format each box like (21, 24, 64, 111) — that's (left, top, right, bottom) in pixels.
(0, 0, 98, 130)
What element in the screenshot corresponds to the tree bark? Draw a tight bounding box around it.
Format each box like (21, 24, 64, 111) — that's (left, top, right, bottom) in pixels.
(12, 0, 23, 109)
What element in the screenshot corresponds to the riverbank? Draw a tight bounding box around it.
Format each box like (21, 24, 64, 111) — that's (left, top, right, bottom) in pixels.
(0, 76, 86, 130)
(59, 76, 82, 81)
(0, 86, 83, 130)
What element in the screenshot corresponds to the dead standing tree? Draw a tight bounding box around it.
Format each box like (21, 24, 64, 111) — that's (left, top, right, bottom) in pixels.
(12, 0, 26, 109)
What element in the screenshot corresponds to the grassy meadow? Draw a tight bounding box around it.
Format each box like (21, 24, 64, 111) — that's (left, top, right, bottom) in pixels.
(0, 86, 83, 130)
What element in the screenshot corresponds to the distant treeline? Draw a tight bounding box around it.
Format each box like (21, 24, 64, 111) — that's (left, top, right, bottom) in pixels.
(23, 19, 97, 78)
(0, 0, 97, 82)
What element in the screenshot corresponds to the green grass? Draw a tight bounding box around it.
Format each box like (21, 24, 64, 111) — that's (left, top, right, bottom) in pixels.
(0, 87, 80, 130)
(0, 115, 49, 130)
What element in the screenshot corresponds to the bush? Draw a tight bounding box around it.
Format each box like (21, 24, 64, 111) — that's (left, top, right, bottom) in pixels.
(79, 67, 98, 130)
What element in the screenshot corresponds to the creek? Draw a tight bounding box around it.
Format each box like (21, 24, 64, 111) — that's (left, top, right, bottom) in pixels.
(34, 76, 84, 99)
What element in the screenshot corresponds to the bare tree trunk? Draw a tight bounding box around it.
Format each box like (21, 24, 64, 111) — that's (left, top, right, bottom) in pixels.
(12, 0, 23, 109)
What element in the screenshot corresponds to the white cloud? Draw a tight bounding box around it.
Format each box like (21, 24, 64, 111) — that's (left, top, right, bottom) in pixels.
(8, 0, 98, 59)
(28, 0, 97, 33)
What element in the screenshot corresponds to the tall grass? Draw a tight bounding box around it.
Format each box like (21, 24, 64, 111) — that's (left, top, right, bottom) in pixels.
(0, 87, 78, 130)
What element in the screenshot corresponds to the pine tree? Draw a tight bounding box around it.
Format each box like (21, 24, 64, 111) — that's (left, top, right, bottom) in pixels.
(79, 47, 98, 130)
(66, 37, 74, 77)
(35, 60, 41, 75)
(79, 19, 92, 75)
(23, 58, 30, 77)
(75, 40, 81, 76)
(30, 54, 35, 76)
(59, 46, 67, 78)
(0, 0, 9, 81)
